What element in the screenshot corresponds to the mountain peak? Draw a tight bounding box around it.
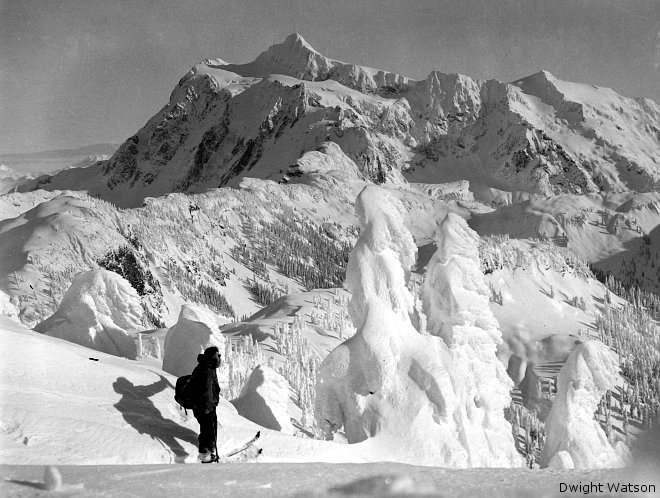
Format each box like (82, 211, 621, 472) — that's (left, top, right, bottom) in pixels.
(252, 33, 332, 81)
(536, 69, 556, 80)
(260, 32, 322, 61)
(513, 69, 557, 87)
(282, 33, 315, 51)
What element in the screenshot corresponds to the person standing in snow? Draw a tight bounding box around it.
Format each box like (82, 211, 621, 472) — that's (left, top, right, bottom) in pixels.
(189, 346, 221, 463)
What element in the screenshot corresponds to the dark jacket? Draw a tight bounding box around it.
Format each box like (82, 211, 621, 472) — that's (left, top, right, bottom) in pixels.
(189, 353, 220, 413)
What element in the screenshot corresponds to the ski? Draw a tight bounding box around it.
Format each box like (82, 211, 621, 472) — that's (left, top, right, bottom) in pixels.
(201, 431, 261, 463)
(225, 430, 261, 457)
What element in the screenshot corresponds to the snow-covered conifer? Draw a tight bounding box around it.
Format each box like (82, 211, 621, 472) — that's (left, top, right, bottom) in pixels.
(35, 269, 141, 359)
(315, 186, 521, 467)
(541, 340, 629, 469)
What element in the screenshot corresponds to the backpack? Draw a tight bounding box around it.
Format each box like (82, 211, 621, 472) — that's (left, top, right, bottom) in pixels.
(174, 375, 195, 412)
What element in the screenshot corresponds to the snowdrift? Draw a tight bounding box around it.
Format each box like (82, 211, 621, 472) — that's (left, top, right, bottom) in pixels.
(34, 269, 141, 359)
(162, 304, 228, 377)
(231, 364, 295, 434)
(315, 186, 521, 467)
(541, 340, 629, 469)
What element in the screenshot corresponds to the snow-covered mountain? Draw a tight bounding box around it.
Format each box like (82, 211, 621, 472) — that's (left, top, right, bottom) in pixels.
(57, 154, 113, 172)
(19, 34, 660, 208)
(0, 165, 27, 180)
(0, 144, 117, 175)
(0, 165, 35, 195)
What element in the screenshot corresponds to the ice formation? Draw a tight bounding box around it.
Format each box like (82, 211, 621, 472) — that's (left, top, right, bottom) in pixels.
(230, 364, 295, 434)
(34, 269, 141, 358)
(162, 304, 226, 377)
(315, 186, 521, 467)
(540, 340, 629, 469)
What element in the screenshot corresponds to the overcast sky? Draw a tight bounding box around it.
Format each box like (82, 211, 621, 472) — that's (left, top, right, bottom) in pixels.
(1, 0, 658, 154)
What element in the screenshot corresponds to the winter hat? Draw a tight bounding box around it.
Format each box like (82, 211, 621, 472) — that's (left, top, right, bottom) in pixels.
(203, 346, 220, 358)
(201, 346, 221, 368)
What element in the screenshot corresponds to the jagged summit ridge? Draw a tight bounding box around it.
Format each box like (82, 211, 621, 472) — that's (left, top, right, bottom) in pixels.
(213, 33, 333, 81)
(215, 33, 409, 94)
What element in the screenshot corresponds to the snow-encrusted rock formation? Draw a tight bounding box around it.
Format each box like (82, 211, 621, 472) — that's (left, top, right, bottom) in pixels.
(162, 304, 227, 377)
(34, 270, 141, 358)
(540, 340, 629, 469)
(230, 364, 295, 434)
(20, 34, 660, 207)
(315, 186, 520, 467)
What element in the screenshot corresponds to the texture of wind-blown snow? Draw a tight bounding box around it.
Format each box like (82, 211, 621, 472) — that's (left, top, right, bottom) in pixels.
(541, 340, 629, 469)
(34, 269, 141, 359)
(162, 304, 228, 377)
(315, 186, 521, 467)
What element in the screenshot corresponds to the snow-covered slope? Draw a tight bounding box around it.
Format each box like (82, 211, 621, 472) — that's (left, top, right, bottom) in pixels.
(0, 190, 61, 222)
(0, 316, 226, 464)
(469, 191, 660, 293)
(18, 34, 660, 207)
(0, 315, 440, 466)
(1, 181, 652, 399)
(0, 193, 128, 325)
(0, 181, 362, 328)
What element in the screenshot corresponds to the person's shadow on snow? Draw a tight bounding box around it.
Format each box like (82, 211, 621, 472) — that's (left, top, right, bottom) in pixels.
(113, 375, 198, 462)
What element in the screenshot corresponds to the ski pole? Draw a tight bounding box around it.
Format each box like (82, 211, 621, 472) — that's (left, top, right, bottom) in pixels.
(214, 409, 219, 462)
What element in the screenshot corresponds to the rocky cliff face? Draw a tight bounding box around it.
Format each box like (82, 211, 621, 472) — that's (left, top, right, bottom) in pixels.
(23, 34, 660, 206)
